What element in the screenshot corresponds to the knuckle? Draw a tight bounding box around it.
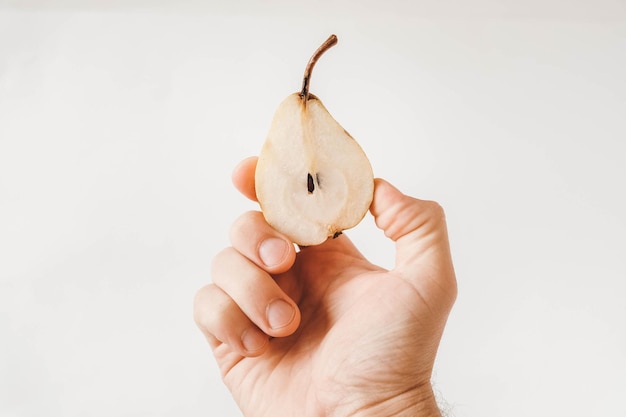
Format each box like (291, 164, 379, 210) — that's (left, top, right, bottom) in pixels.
(229, 210, 265, 242)
(192, 284, 214, 330)
(423, 200, 446, 224)
(210, 246, 238, 278)
(192, 284, 233, 335)
(408, 198, 445, 228)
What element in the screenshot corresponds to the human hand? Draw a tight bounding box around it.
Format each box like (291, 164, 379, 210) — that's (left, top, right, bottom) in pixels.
(194, 156, 457, 417)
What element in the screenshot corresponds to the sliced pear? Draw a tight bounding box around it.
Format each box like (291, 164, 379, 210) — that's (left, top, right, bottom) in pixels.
(255, 34, 374, 246)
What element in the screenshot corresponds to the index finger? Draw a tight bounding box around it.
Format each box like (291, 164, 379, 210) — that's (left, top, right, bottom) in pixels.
(232, 156, 258, 202)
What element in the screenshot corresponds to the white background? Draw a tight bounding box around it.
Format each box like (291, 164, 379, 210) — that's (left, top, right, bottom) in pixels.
(1, 1, 625, 416)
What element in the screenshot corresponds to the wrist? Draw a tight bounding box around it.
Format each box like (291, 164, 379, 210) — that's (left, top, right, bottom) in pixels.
(333, 384, 442, 417)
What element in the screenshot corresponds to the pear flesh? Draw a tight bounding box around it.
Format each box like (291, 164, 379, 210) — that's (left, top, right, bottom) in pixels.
(255, 91, 374, 246)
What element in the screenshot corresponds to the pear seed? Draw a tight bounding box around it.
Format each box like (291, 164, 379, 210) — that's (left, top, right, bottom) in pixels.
(307, 173, 315, 194)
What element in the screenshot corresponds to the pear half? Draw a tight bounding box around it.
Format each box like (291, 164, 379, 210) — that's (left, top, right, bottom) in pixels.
(255, 35, 374, 246)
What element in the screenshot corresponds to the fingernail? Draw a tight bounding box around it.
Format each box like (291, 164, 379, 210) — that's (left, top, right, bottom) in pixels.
(259, 238, 289, 267)
(267, 299, 295, 330)
(241, 328, 268, 353)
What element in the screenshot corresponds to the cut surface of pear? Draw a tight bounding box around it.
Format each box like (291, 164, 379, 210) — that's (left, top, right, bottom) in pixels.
(255, 35, 374, 246)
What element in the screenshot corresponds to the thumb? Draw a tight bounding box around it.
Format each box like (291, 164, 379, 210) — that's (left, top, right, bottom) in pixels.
(370, 179, 456, 297)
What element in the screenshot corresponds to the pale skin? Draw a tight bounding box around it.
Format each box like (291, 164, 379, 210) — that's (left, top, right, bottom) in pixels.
(194, 156, 457, 417)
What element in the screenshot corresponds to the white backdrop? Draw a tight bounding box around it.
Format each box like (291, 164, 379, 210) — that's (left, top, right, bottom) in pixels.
(1, 1, 625, 416)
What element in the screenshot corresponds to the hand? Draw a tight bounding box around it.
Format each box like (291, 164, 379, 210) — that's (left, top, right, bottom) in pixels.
(194, 156, 457, 417)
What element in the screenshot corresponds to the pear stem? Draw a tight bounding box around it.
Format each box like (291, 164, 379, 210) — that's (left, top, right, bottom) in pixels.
(300, 34, 338, 100)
